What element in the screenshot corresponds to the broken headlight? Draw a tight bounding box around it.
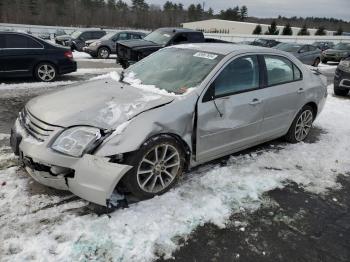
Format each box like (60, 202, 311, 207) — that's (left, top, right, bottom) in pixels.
(51, 126, 102, 157)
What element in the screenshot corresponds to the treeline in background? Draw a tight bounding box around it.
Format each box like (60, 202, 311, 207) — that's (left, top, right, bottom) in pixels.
(0, 0, 349, 32)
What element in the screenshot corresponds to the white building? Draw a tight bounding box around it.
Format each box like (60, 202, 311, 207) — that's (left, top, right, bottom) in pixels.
(181, 19, 335, 36)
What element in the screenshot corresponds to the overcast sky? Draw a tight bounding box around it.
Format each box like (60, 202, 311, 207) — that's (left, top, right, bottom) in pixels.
(136, 0, 350, 21)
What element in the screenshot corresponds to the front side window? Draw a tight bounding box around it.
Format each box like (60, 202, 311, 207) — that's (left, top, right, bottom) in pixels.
(214, 55, 260, 97)
(172, 33, 188, 44)
(118, 33, 128, 40)
(264, 55, 294, 86)
(124, 48, 223, 94)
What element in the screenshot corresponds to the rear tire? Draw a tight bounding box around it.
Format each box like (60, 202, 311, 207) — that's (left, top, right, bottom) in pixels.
(123, 135, 185, 200)
(285, 105, 314, 143)
(98, 47, 110, 59)
(34, 62, 57, 82)
(334, 86, 349, 96)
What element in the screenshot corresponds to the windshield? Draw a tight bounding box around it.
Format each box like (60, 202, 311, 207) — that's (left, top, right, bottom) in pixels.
(276, 44, 301, 52)
(144, 30, 173, 45)
(333, 43, 350, 50)
(71, 31, 82, 38)
(100, 32, 116, 40)
(124, 48, 223, 94)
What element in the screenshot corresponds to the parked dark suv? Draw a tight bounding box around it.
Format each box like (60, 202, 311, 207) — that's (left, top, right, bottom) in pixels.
(0, 32, 77, 82)
(55, 29, 106, 51)
(334, 56, 350, 96)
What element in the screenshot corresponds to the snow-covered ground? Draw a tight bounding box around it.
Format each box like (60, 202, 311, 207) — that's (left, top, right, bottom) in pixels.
(0, 84, 349, 261)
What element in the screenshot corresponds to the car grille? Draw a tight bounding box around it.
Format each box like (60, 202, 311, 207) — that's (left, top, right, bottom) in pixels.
(19, 108, 56, 142)
(117, 44, 130, 59)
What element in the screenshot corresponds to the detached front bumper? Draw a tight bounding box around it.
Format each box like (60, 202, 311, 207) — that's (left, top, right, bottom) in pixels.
(10, 119, 132, 206)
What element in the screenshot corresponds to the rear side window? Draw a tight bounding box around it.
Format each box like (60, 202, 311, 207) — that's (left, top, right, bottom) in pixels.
(4, 34, 42, 48)
(189, 33, 204, 42)
(293, 64, 302, 80)
(214, 55, 260, 97)
(173, 33, 189, 44)
(264, 56, 294, 86)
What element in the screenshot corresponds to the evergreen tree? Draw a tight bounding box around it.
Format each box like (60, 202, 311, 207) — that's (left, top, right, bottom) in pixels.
(334, 27, 343, 36)
(265, 20, 279, 35)
(240, 5, 248, 21)
(315, 26, 326, 35)
(297, 24, 310, 35)
(252, 24, 262, 35)
(282, 23, 293, 35)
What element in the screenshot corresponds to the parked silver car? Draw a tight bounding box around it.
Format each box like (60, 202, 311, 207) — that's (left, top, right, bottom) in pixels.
(83, 31, 146, 58)
(274, 43, 321, 66)
(10, 44, 327, 206)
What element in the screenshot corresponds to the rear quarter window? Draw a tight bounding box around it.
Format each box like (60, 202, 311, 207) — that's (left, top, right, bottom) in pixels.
(264, 55, 294, 86)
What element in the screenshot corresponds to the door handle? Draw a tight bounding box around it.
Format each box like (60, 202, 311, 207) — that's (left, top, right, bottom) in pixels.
(297, 88, 305, 94)
(249, 98, 262, 105)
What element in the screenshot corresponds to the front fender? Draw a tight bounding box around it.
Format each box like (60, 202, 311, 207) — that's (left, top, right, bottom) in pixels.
(95, 95, 197, 157)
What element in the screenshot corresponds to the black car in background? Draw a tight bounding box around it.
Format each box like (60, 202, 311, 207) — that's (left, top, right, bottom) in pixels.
(312, 41, 334, 51)
(55, 29, 106, 51)
(334, 56, 350, 96)
(321, 43, 350, 64)
(116, 27, 231, 68)
(0, 32, 77, 82)
(250, 38, 281, 48)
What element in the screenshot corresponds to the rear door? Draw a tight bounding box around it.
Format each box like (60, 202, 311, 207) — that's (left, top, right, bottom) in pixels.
(259, 55, 304, 139)
(196, 55, 265, 162)
(1, 34, 44, 75)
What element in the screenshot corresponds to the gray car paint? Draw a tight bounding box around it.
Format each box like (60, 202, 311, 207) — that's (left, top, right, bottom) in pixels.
(12, 44, 327, 206)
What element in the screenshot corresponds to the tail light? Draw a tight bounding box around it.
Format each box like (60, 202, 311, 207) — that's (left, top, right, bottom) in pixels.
(64, 50, 73, 59)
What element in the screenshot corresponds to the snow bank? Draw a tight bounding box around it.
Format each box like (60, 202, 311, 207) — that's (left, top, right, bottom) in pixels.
(0, 85, 349, 261)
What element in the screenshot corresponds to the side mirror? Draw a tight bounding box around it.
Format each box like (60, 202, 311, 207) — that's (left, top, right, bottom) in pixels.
(203, 83, 215, 102)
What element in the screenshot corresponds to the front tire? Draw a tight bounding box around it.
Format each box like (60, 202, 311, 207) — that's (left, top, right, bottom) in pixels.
(34, 63, 57, 82)
(321, 59, 328, 64)
(285, 106, 314, 143)
(123, 135, 185, 200)
(98, 47, 110, 59)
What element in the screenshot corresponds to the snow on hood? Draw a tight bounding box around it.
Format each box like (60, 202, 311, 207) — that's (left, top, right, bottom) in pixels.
(26, 75, 174, 129)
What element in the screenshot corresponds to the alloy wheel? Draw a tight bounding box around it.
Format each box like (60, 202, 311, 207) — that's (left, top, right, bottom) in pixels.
(99, 48, 109, 59)
(136, 144, 180, 193)
(37, 64, 56, 81)
(295, 110, 313, 141)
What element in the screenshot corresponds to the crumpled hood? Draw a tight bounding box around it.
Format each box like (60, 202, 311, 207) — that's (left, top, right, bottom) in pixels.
(26, 78, 174, 130)
(118, 39, 161, 49)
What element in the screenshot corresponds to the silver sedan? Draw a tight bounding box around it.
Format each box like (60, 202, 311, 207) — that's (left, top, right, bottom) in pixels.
(10, 44, 328, 206)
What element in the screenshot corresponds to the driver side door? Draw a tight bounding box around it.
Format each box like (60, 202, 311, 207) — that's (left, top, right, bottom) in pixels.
(196, 55, 265, 163)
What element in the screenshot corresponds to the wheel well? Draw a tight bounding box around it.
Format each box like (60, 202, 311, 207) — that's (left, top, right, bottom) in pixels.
(305, 102, 318, 118)
(145, 133, 192, 171)
(99, 46, 111, 52)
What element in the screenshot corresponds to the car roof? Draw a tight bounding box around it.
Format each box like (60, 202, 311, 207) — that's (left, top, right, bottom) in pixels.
(157, 27, 198, 33)
(172, 43, 273, 55)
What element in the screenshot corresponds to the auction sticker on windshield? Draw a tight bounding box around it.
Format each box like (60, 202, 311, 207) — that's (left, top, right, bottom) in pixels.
(193, 52, 218, 60)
